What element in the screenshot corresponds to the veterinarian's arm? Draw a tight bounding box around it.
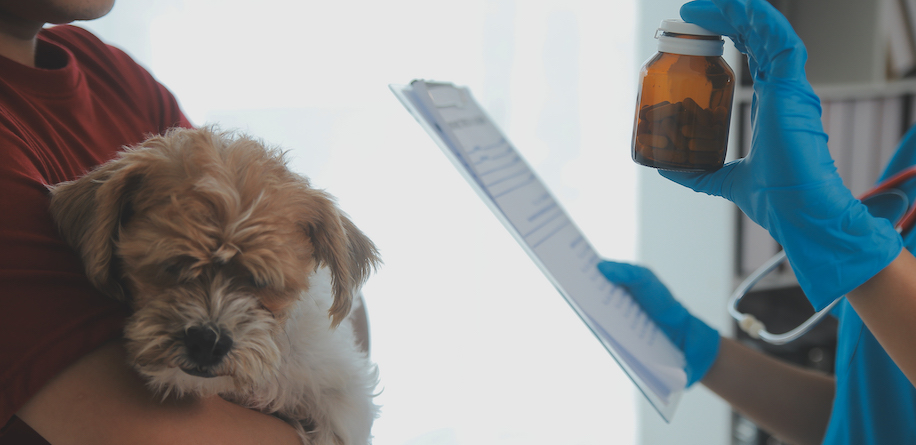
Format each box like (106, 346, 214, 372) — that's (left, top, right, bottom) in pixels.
(666, 0, 903, 315)
(844, 249, 916, 386)
(673, 0, 916, 388)
(597, 261, 833, 445)
(700, 337, 834, 445)
(17, 340, 302, 445)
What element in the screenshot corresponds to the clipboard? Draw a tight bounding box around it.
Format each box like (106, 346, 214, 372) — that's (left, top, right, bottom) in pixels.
(390, 79, 687, 422)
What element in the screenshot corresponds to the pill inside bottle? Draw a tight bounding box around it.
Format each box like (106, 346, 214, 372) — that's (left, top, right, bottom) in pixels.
(632, 19, 735, 171)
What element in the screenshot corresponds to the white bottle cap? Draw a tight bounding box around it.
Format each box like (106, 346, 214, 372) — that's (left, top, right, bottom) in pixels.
(656, 19, 724, 56)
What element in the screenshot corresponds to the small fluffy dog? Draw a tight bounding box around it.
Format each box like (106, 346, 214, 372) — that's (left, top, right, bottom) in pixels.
(48, 127, 381, 445)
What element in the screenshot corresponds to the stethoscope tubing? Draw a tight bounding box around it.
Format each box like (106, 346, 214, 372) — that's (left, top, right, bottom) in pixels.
(730, 166, 916, 345)
(728, 248, 841, 345)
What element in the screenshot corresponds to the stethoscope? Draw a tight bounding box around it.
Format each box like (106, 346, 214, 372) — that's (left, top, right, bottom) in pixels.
(729, 166, 916, 345)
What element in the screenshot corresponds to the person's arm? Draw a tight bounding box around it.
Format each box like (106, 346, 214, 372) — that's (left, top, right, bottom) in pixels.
(16, 292, 374, 445)
(16, 340, 303, 445)
(846, 249, 916, 387)
(668, 0, 905, 316)
(701, 337, 834, 445)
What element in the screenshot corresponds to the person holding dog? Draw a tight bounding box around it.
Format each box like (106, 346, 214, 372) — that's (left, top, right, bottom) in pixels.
(599, 1, 916, 444)
(0, 1, 303, 443)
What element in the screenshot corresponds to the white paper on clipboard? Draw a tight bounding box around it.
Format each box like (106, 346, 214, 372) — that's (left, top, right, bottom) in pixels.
(390, 79, 688, 422)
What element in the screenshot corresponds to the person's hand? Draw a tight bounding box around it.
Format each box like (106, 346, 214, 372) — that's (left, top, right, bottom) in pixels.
(660, 0, 903, 310)
(597, 261, 719, 387)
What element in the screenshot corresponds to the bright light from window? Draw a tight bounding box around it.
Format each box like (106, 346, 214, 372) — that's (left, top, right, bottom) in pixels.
(84, 1, 639, 443)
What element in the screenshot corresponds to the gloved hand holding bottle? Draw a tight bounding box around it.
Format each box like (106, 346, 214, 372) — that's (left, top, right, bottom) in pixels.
(660, 0, 904, 311)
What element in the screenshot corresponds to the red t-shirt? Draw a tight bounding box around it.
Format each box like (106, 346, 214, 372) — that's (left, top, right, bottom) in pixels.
(0, 24, 191, 435)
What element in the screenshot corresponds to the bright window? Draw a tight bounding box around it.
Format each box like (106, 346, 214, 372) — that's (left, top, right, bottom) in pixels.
(84, 1, 639, 443)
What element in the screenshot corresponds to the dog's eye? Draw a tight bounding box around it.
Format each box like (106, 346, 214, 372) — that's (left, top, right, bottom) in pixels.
(162, 256, 197, 283)
(164, 263, 183, 277)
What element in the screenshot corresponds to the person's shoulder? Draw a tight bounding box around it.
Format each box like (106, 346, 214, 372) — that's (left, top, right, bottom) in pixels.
(39, 24, 141, 72)
(41, 24, 101, 41)
(40, 24, 109, 53)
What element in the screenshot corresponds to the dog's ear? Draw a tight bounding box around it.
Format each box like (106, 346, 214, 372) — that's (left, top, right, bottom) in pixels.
(48, 148, 148, 301)
(300, 191, 380, 327)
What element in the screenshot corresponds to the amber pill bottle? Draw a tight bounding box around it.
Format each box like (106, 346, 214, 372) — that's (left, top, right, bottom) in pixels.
(632, 19, 735, 171)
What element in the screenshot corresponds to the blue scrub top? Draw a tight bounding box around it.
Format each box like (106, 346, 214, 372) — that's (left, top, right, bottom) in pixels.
(821, 126, 916, 444)
(822, 300, 916, 443)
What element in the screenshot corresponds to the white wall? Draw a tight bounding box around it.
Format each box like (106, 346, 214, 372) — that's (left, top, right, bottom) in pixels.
(81, 1, 645, 444)
(634, 1, 735, 445)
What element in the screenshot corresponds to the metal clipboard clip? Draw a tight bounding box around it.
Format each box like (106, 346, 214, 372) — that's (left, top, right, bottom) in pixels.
(413, 80, 467, 109)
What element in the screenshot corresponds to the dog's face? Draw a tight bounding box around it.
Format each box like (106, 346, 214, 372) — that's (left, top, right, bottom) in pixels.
(49, 128, 379, 394)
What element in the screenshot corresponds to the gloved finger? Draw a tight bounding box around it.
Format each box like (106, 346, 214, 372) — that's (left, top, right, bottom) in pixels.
(597, 260, 680, 318)
(678, 1, 753, 73)
(657, 159, 742, 201)
(678, 1, 740, 41)
(681, 0, 807, 82)
(597, 260, 649, 289)
(750, 88, 833, 185)
(596, 261, 669, 305)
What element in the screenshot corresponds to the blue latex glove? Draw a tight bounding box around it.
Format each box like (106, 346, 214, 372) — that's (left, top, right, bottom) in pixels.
(661, 0, 903, 311)
(597, 260, 719, 387)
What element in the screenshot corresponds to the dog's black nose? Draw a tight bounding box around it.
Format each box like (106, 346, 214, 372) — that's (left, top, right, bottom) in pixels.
(183, 326, 233, 367)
